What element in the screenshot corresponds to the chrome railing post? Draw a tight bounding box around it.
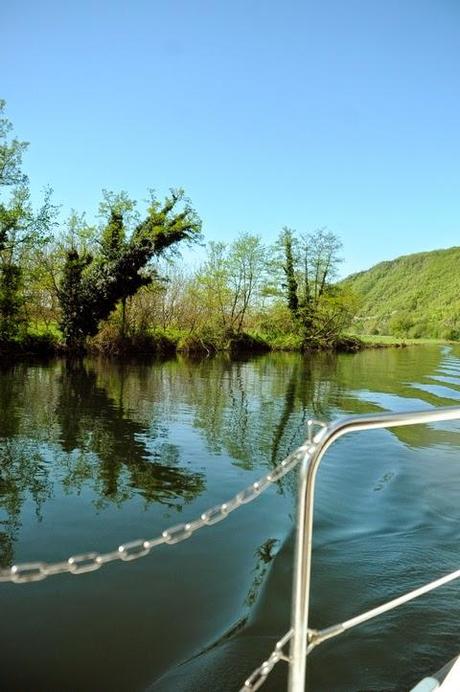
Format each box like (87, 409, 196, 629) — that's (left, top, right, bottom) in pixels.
(287, 406, 460, 692)
(287, 423, 331, 692)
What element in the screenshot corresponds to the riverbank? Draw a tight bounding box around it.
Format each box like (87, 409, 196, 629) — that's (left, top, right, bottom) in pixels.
(0, 330, 361, 358)
(357, 334, 449, 346)
(1, 329, 448, 359)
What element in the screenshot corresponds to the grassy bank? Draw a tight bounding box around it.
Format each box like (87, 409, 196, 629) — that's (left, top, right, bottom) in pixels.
(0, 331, 60, 357)
(1, 328, 451, 359)
(356, 334, 449, 347)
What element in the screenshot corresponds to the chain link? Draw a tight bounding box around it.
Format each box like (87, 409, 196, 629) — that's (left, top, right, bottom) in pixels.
(240, 629, 293, 691)
(0, 441, 316, 585)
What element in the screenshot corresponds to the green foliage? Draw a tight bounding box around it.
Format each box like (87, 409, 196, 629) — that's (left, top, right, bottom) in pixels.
(0, 100, 56, 341)
(176, 331, 219, 356)
(356, 334, 442, 346)
(100, 211, 125, 260)
(193, 233, 267, 337)
(87, 324, 177, 356)
(58, 249, 93, 348)
(225, 331, 270, 355)
(272, 226, 352, 346)
(58, 189, 201, 349)
(0, 264, 23, 340)
(0, 100, 358, 357)
(343, 247, 460, 339)
(332, 335, 364, 352)
(261, 331, 304, 351)
(280, 227, 299, 317)
(388, 312, 414, 337)
(18, 331, 58, 355)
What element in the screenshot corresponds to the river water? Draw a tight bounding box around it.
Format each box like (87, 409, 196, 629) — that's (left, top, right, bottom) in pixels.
(1, 346, 460, 691)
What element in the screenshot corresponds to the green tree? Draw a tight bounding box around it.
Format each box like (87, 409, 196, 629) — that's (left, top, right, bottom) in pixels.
(273, 226, 352, 345)
(58, 188, 201, 350)
(280, 227, 299, 318)
(0, 264, 22, 339)
(0, 100, 56, 340)
(227, 233, 267, 333)
(301, 227, 342, 304)
(194, 241, 229, 333)
(194, 233, 266, 337)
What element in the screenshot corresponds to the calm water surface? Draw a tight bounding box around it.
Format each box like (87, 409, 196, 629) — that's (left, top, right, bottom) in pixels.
(1, 346, 460, 691)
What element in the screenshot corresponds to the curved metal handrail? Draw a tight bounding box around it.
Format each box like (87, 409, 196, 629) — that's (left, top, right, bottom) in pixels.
(288, 406, 460, 691)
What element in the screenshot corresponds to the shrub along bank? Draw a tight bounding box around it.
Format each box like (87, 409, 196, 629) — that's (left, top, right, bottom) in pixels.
(0, 327, 371, 359)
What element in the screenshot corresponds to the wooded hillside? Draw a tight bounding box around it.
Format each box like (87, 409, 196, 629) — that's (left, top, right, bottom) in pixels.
(343, 247, 460, 339)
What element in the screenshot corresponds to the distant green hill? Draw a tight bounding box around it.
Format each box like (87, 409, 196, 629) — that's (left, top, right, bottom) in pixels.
(342, 246, 460, 339)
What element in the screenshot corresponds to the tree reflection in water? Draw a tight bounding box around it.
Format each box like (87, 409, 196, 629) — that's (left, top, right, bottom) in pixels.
(0, 439, 52, 567)
(55, 360, 204, 508)
(0, 359, 205, 567)
(1, 347, 438, 571)
(0, 352, 345, 569)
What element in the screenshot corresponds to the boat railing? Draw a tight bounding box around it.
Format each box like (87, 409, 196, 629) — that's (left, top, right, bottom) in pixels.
(285, 406, 460, 692)
(2, 406, 460, 692)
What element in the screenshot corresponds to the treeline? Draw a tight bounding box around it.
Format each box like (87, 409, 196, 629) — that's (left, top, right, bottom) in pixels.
(0, 100, 359, 356)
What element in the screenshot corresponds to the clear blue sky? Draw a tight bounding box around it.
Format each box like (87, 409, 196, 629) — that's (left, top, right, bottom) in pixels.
(2, 0, 459, 276)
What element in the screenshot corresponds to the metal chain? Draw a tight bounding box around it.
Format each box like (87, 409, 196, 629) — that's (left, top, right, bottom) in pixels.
(0, 440, 316, 585)
(240, 629, 293, 691)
